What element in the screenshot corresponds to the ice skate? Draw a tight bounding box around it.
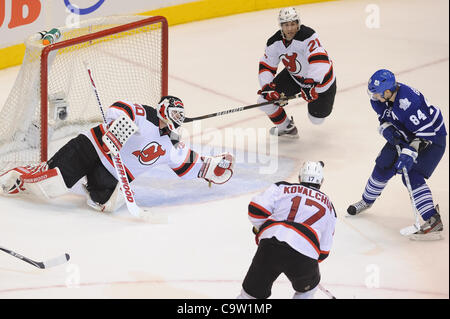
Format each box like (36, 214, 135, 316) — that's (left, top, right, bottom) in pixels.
(347, 199, 372, 215)
(409, 206, 444, 241)
(270, 116, 299, 138)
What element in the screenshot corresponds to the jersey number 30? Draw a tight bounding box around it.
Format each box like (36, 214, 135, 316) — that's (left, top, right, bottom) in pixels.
(287, 196, 326, 225)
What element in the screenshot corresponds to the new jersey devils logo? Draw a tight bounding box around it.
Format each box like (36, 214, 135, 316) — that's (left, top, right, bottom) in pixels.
(132, 142, 166, 165)
(280, 53, 301, 74)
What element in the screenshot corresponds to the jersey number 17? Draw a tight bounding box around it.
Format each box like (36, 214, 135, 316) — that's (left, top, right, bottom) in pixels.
(287, 196, 326, 225)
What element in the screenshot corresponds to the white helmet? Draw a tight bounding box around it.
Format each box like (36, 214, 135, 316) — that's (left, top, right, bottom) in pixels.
(299, 161, 324, 187)
(278, 7, 301, 29)
(157, 95, 185, 132)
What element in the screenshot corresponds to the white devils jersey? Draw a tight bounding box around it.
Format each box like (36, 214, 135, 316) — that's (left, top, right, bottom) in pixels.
(248, 181, 337, 262)
(82, 101, 203, 182)
(259, 25, 335, 94)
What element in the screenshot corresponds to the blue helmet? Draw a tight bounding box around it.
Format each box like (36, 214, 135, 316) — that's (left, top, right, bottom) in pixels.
(367, 69, 397, 95)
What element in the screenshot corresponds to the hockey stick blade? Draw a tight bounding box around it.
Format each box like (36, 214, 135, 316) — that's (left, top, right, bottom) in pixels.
(42, 253, 71, 269)
(0, 246, 70, 269)
(400, 224, 420, 236)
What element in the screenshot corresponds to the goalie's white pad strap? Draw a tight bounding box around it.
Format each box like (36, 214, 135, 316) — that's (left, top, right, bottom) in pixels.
(102, 115, 138, 156)
(85, 182, 125, 213)
(22, 167, 68, 199)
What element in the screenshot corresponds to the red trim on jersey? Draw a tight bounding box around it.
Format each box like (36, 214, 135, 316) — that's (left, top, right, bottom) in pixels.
(318, 250, 329, 263)
(111, 101, 136, 121)
(316, 64, 334, 88)
(259, 69, 275, 75)
(91, 126, 115, 168)
(90, 125, 135, 181)
(307, 52, 330, 64)
(173, 149, 199, 177)
(256, 221, 320, 255)
(259, 61, 277, 72)
(248, 201, 272, 219)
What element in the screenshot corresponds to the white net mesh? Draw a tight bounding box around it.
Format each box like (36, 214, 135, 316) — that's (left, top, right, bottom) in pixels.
(0, 15, 166, 174)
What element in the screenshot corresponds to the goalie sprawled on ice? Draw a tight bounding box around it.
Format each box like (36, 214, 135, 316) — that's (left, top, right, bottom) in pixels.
(0, 96, 234, 212)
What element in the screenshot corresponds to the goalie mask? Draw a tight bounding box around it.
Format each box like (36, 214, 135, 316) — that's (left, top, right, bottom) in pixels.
(157, 95, 185, 132)
(299, 161, 324, 188)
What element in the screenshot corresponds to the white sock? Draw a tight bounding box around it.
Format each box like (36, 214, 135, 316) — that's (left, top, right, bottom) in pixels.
(236, 289, 257, 299)
(292, 286, 318, 299)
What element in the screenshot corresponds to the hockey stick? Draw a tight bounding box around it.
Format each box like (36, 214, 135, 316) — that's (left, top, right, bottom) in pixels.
(0, 246, 70, 269)
(184, 95, 298, 123)
(84, 62, 141, 218)
(395, 145, 421, 236)
(318, 284, 336, 299)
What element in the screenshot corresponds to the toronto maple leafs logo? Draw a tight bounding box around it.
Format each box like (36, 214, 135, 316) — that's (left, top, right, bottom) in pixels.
(399, 98, 411, 111)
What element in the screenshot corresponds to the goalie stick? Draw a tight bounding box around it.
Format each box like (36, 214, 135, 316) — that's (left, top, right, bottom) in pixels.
(0, 245, 69, 269)
(84, 61, 142, 218)
(184, 95, 297, 123)
(84, 62, 167, 224)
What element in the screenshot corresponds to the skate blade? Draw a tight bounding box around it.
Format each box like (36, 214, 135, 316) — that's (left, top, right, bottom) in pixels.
(408, 232, 444, 241)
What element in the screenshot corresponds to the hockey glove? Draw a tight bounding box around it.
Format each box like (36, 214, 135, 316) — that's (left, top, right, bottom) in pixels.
(394, 145, 418, 174)
(199, 153, 234, 184)
(378, 122, 405, 146)
(258, 83, 281, 102)
(299, 79, 318, 103)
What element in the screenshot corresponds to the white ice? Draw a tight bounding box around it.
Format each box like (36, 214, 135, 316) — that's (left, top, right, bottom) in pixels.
(0, 0, 448, 299)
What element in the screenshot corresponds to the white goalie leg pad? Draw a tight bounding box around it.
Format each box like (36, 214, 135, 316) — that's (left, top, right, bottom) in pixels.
(199, 153, 234, 185)
(22, 167, 68, 199)
(102, 115, 138, 156)
(85, 182, 125, 213)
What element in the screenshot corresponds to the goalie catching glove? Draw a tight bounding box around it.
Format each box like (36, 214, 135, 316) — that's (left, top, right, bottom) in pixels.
(102, 115, 139, 156)
(198, 153, 235, 184)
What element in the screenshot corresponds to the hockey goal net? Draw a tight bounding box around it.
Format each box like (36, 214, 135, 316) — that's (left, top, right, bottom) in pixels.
(0, 15, 168, 174)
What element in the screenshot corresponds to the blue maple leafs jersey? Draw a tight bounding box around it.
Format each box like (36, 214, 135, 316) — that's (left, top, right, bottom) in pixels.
(370, 83, 447, 145)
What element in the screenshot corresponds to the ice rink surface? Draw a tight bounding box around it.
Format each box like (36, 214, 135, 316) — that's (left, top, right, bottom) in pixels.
(0, 0, 448, 299)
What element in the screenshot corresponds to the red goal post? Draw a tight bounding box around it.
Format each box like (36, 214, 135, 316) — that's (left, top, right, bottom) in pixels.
(0, 15, 168, 173)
